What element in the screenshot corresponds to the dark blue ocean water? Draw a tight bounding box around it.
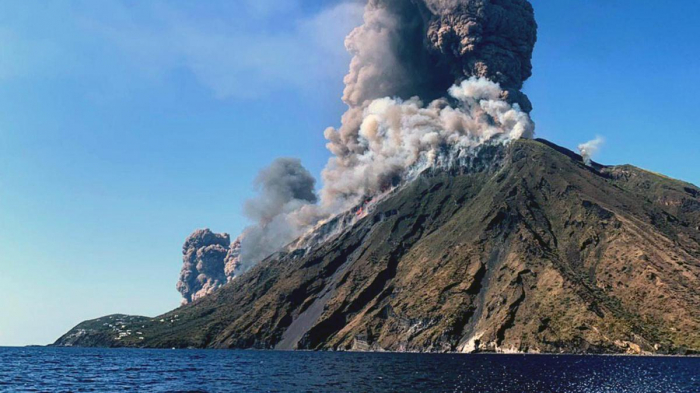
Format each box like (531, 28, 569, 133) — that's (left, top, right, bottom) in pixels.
(0, 347, 698, 392)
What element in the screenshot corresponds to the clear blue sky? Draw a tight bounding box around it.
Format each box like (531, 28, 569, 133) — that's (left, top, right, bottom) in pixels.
(1, 0, 698, 346)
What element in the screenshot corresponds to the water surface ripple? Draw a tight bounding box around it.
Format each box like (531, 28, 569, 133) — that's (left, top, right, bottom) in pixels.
(1, 347, 698, 392)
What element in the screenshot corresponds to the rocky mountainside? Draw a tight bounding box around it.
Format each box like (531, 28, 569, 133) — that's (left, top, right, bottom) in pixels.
(54, 139, 700, 355)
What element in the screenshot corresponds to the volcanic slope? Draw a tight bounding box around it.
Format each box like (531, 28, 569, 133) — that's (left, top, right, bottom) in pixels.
(55, 139, 700, 354)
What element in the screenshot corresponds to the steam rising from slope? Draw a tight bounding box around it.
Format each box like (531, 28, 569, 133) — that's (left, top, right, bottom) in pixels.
(178, 0, 538, 302)
(578, 136, 605, 166)
(322, 78, 534, 209)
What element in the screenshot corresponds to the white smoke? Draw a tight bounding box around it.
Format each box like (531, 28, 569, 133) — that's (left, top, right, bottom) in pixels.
(186, 0, 538, 288)
(321, 77, 534, 210)
(578, 136, 605, 166)
(176, 0, 539, 303)
(232, 77, 533, 274)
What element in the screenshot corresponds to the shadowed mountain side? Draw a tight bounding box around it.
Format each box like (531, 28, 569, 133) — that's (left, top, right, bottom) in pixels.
(55, 139, 700, 355)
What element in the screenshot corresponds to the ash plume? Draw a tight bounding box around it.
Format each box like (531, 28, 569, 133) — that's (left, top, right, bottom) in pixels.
(341, 0, 537, 110)
(237, 158, 320, 272)
(225, 237, 241, 280)
(177, 229, 233, 304)
(321, 77, 533, 209)
(184, 0, 538, 290)
(322, 0, 537, 209)
(578, 136, 604, 166)
(423, 0, 538, 111)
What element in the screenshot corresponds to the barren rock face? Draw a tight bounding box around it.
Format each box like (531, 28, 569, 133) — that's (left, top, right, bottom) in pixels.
(177, 229, 232, 304)
(59, 140, 700, 354)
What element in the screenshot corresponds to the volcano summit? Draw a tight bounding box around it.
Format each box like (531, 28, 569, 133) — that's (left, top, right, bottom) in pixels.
(56, 139, 700, 354)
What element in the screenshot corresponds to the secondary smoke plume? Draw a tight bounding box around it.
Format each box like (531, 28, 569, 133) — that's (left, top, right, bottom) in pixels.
(237, 158, 320, 272)
(578, 136, 604, 166)
(178, 0, 538, 302)
(177, 229, 236, 304)
(225, 238, 241, 280)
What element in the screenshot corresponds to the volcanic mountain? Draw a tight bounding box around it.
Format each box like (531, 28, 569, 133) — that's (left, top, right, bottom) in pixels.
(55, 139, 700, 354)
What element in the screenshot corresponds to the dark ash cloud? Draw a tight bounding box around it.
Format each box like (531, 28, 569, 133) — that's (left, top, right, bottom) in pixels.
(176, 229, 232, 304)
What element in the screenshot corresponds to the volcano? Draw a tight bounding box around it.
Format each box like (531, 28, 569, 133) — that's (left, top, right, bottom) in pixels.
(55, 139, 700, 355)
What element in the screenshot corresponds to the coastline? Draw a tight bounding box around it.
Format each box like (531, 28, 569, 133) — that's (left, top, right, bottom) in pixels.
(29, 345, 700, 358)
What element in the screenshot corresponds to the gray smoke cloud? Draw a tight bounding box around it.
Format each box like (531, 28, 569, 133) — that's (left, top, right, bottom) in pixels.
(178, 0, 538, 302)
(225, 237, 241, 279)
(424, 0, 537, 111)
(323, 0, 536, 208)
(341, 0, 537, 109)
(177, 229, 235, 304)
(237, 158, 320, 272)
(243, 0, 537, 270)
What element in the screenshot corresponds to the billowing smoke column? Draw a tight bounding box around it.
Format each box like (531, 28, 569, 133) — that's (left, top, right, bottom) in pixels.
(321, 78, 534, 209)
(339, 0, 537, 111)
(253, 0, 537, 266)
(178, 0, 538, 303)
(323, 0, 536, 207)
(238, 158, 320, 272)
(177, 229, 240, 303)
(177, 160, 318, 304)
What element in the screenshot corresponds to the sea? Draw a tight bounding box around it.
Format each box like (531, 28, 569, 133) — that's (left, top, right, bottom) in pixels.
(0, 347, 698, 392)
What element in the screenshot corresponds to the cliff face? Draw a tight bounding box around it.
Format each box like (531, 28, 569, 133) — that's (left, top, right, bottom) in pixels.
(55, 139, 700, 354)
